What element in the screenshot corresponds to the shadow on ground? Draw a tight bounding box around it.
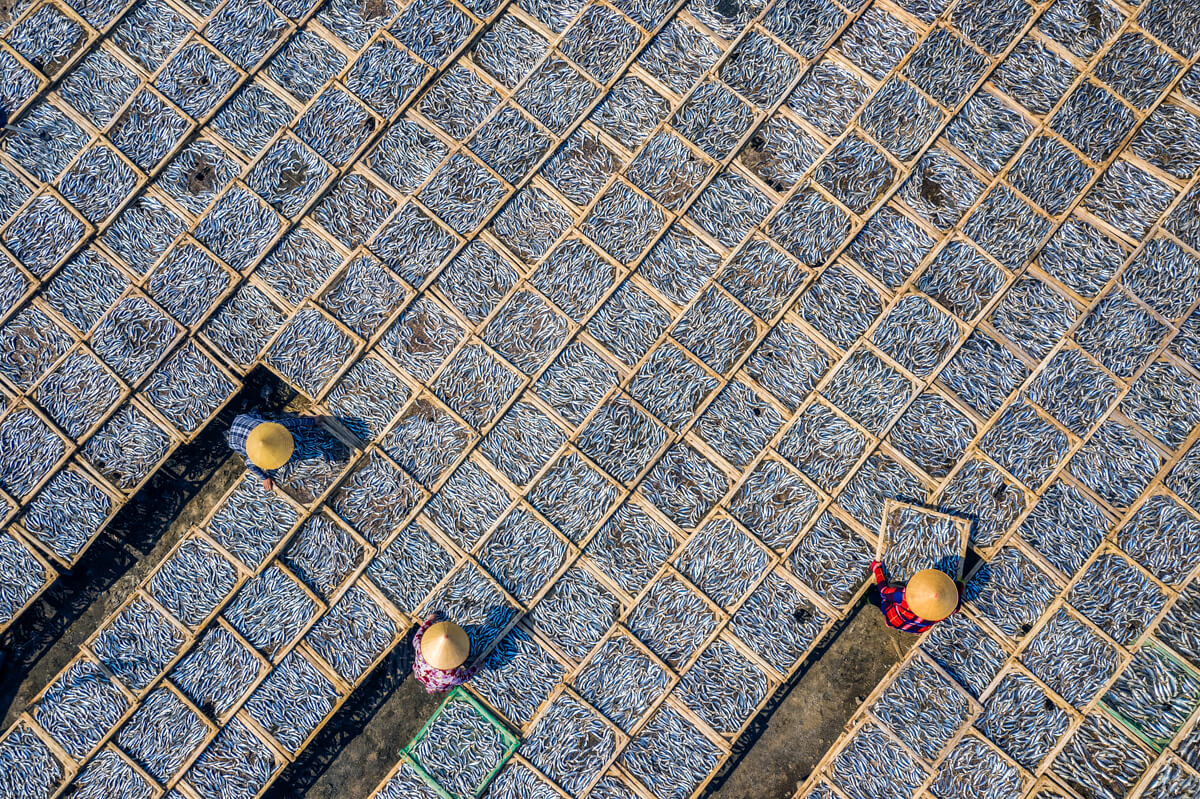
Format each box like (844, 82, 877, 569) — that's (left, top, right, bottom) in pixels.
(706, 602, 917, 799)
(269, 597, 917, 799)
(264, 628, 441, 799)
(0, 369, 296, 728)
(0, 360, 932, 799)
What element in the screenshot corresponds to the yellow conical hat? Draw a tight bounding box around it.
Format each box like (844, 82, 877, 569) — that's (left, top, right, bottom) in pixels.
(246, 422, 294, 470)
(906, 569, 958, 621)
(422, 621, 470, 669)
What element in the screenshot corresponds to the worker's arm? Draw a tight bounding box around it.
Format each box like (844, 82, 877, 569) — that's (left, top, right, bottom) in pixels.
(879, 583, 906, 606)
(870, 560, 907, 607)
(413, 616, 435, 653)
(245, 458, 275, 490)
(282, 414, 323, 432)
(869, 560, 888, 586)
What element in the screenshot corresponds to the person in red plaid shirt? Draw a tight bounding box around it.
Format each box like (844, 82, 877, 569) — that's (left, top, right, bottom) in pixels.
(868, 561, 963, 634)
(412, 615, 479, 693)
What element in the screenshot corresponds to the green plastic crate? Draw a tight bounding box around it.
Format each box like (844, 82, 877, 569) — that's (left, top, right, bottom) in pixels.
(402, 687, 520, 799)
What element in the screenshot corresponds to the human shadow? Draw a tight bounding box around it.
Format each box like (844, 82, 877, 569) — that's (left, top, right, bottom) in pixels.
(416, 604, 522, 668)
(469, 623, 525, 673)
(931, 554, 964, 580)
(335, 416, 374, 446)
(279, 417, 355, 463)
(272, 421, 358, 506)
(460, 606, 522, 662)
(924, 500, 987, 580)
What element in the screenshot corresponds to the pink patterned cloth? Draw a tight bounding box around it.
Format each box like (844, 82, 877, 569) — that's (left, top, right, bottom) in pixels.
(412, 618, 479, 693)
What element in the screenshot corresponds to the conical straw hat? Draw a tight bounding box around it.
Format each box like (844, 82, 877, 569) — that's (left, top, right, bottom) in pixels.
(905, 569, 958, 621)
(246, 422, 294, 470)
(422, 621, 470, 669)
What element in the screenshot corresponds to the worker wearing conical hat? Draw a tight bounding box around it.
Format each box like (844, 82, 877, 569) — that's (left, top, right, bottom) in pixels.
(868, 561, 963, 634)
(413, 615, 478, 693)
(227, 412, 323, 491)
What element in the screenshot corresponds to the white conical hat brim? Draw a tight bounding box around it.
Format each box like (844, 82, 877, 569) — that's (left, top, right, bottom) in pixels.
(246, 422, 294, 470)
(422, 622, 469, 669)
(906, 570, 958, 620)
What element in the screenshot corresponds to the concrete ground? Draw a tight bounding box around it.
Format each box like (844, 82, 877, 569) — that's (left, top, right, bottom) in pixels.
(0, 368, 912, 798)
(709, 605, 916, 799)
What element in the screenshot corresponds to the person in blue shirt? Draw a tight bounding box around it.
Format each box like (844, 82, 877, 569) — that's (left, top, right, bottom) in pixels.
(227, 412, 323, 490)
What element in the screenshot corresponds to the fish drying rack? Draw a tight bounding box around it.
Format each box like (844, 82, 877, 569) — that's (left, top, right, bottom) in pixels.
(3, 0, 1200, 794)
